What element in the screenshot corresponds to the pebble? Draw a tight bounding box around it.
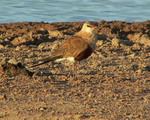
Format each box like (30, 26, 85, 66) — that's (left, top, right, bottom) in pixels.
(0, 44, 4, 49)
(8, 58, 18, 65)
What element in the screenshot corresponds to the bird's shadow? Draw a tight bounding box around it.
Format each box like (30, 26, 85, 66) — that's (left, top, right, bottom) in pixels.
(35, 67, 97, 77)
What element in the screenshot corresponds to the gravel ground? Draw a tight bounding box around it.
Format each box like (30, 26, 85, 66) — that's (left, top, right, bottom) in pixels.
(0, 21, 150, 120)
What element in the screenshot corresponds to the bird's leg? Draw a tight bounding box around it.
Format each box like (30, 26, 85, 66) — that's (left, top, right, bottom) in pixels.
(73, 61, 77, 80)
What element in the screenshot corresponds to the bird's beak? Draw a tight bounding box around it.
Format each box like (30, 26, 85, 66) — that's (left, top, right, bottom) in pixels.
(92, 26, 97, 29)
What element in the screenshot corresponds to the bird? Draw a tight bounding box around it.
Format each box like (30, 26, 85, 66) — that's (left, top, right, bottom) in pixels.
(30, 22, 97, 79)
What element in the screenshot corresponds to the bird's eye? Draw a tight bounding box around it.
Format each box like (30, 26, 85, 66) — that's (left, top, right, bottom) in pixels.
(87, 25, 91, 27)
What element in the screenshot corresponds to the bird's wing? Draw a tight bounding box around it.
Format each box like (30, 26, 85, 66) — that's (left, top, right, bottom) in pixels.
(59, 37, 92, 60)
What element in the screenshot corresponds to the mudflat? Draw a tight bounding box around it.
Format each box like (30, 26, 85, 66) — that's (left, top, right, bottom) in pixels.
(0, 21, 150, 120)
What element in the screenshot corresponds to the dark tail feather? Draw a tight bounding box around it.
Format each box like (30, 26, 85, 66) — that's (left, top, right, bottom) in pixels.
(30, 56, 62, 67)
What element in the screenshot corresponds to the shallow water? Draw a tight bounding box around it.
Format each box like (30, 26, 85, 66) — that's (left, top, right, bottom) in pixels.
(0, 0, 150, 23)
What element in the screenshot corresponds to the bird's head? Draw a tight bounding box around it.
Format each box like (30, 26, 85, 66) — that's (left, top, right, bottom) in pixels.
(81, 22, 97, 34)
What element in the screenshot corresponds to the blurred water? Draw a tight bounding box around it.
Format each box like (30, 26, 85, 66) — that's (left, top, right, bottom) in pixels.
(0, 0, 150, 23)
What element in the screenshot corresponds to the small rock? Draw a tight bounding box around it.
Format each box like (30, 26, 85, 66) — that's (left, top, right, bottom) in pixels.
(0, 44, 4, 49)
(137, 69, 142, 74)
(0, 61, 34, 76)
(48, 30, 63, 37)
(130, 33, 150, 47)
(96, 40, 103, 46)
(15, 46, 21, 50)
(39, 107, 47, 111)
(28, 52, 34, 57)
(51, 41, 60, 51)
(0, 58, 7, 64)
(11, 37, 27, 46)
(8, 58, 18, 65)
(128, 53, 136, 58)
(111, 37, 120, 47)
(131, 44, 141, 51)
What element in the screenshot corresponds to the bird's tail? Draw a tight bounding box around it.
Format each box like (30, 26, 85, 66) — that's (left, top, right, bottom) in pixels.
(30, 56, 62, 67)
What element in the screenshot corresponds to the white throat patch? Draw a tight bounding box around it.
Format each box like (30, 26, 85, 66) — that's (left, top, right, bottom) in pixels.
(85, 28, 94, 34)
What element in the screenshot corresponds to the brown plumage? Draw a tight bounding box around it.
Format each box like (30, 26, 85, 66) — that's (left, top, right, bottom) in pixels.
(30, 22, 97, 79)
